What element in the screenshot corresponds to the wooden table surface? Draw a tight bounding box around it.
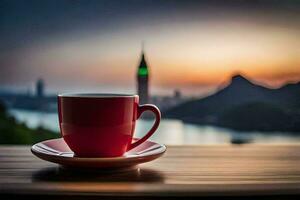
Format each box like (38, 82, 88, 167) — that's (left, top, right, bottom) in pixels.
(1, 144, 300, 199)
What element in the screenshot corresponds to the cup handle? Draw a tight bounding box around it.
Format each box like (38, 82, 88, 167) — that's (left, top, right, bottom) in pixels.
(127, 104, 161, 151)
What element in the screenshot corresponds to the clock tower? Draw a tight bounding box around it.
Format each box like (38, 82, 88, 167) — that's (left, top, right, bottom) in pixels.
(136, 50, 149, 104)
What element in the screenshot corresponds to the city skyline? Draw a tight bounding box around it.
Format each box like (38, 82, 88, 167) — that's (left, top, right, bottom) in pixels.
(1, 0, 300, 96)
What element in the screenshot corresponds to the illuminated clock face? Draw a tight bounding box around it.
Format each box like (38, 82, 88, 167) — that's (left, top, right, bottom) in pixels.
(138, 67, 148, 76)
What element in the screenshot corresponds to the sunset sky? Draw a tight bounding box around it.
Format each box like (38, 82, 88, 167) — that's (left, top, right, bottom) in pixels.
(1, 0, 300, 96)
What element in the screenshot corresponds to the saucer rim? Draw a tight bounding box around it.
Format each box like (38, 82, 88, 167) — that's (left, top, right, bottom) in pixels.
(31, 138, 166, 161)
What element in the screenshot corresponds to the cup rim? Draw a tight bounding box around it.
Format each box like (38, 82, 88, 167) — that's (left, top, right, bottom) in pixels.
(58, 93, 138, 98)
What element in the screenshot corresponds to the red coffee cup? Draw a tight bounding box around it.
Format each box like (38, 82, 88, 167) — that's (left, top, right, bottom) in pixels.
(58, 93, 161, 157)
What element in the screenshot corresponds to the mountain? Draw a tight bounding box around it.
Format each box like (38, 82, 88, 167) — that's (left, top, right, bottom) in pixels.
(164, 75, 300, 132)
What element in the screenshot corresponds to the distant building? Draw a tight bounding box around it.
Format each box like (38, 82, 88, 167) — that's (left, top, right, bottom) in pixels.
(0, 79, 56, 112)
(136, 51, 149, 104)
(36, 79, 45, 98)
(174, 89, 182, 100)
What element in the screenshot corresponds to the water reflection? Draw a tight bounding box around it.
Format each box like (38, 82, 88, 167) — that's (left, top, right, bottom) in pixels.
(9, 109, 300, 145)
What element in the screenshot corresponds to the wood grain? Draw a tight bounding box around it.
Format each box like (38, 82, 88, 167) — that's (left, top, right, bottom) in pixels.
(1, 144, 300, 199)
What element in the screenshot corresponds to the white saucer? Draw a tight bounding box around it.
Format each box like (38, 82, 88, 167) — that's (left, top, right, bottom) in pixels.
(31, 138, 166, 169)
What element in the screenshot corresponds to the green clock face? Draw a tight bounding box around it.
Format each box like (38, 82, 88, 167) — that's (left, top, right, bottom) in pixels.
(138, 67, 148, 76)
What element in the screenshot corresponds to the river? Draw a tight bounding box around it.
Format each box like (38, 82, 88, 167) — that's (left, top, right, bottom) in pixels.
(9, 109, 300, 145)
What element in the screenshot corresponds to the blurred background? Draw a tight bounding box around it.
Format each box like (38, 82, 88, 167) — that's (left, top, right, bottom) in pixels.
(0, 0, 300, 145)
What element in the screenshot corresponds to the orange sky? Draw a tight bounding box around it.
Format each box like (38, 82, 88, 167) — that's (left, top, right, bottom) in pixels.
(19, 20, 299, 95)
